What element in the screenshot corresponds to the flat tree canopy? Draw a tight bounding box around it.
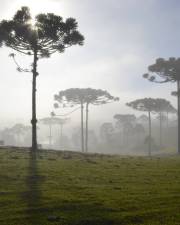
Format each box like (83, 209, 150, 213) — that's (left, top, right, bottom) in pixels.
(143, 58, 180, 83)
(54, 88, 119, 106)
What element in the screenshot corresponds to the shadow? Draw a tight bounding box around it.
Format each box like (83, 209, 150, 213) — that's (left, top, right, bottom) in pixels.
(22, 151, 43, 225)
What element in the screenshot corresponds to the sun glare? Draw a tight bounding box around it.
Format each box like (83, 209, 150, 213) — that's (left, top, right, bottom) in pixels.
(10, 0, 67, 21)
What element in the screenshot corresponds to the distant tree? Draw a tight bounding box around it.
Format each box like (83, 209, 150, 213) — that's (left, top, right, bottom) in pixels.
(71, 127, 81, 150)
(114, 114, 136, 146)
(23, 125, 32, 146)
(133, 123, 145, 144)
(11, 123, 26, 145)
(155, 99, 176, 148)
(55, 117, 70, 149)
(100, 123, 114, 144)
(83, 88, 119, 152)
(0, 6, 84, 151)
(39, 116, 58, 148)
(88, 130, 98, 150)
(54, 88, 119, 152)
(126, 98, 158, 156)
(1, 128, 16, 146)
(143, 58, 180, 153)
(138, 114, 149, 124)
(165, 103, 177, 132)
(54, 88, 86, 152)
(40, 115, 69, 149)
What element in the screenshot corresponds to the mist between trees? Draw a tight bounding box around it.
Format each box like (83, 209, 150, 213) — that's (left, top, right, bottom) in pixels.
(0, 105, 177, 156)
(0, 7, 179, 156)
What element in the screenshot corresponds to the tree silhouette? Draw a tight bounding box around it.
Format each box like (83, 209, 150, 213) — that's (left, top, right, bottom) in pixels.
(54, 88, 86, 152)
(138, 114, 149, 124)
(39, 116, 58, 148)
(100, 122, 114, 144)
(11, 123, 27, 146)
(155, 99, 176, 149)
(143, 58, 180, 153)
(126, 98, 158, 156)
(54, 88, 119, 152)
(114, 114, 136, 146)
(83, 88, 119, 152)
(40, 115, 69, 149)
(0, 6, 84, 151)
(53, 117, 70, 149)
(133, 123, 145, 144)
(165, 102, 177, 133)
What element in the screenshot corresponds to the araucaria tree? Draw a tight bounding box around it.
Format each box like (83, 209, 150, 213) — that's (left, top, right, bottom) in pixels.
(126, 98, 158, 156)
(39, 116, 59, 148)
(82, 88, 119, 152)
(54, 88, 119, 152)
(143, 58, 180, 153)
(100, 122, 114, 144)
(113, 114, 136, 146)
(155, 99, 176, 149)
(0, 6, 84, 151)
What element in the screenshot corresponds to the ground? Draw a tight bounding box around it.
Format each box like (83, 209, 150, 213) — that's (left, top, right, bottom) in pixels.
(0, 148, 180, 225)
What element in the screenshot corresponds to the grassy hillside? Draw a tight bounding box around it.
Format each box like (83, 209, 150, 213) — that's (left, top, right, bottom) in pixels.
(0, 148, 180, 225)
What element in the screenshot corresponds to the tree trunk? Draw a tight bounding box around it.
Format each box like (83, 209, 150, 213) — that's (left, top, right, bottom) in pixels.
(159, 112, 162, 149)
(85, 103, 89, 153)
(166, 111, 169, 135)
(60, 124, 63, 149)
(148, 111, 152, 156)
(31, 47, 38, 151)
(177, 80, 180, 154)
(81, 102, 84, 152)
(49, 123, 52, 148)
(122, 127, 125, 146)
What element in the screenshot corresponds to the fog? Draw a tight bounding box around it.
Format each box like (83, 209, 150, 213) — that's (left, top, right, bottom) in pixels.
(0, 0, 179, 155)
(0, 111, 177, 156)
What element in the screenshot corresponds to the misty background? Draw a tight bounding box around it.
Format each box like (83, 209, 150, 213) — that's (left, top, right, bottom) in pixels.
(0, 0, 179, 153)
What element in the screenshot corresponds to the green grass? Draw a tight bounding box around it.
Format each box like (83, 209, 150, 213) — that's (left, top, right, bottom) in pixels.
(0, 148, 180, 225)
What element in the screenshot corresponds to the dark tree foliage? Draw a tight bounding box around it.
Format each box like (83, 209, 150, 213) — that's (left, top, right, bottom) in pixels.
(0, 6, 84, 151)
(54, 88, 119, 152)
(143, 58, 180, 153)
(0, 7, 84, 56)
(143, 58, 180, 83)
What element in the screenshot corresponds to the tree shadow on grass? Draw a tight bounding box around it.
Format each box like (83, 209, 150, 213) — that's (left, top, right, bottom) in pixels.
(22, 151, 43, 225)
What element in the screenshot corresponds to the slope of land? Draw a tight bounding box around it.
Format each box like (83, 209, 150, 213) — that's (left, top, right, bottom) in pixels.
(0, 148, 180, 225)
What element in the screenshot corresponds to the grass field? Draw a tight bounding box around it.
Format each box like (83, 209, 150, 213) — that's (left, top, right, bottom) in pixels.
(0, 148, 180, 225)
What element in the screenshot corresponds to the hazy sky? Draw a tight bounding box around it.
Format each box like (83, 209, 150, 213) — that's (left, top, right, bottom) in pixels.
(0, 0, 179, 127)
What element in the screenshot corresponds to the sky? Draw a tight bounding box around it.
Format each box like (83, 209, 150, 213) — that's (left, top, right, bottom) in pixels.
(0, 0, 179, 128)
